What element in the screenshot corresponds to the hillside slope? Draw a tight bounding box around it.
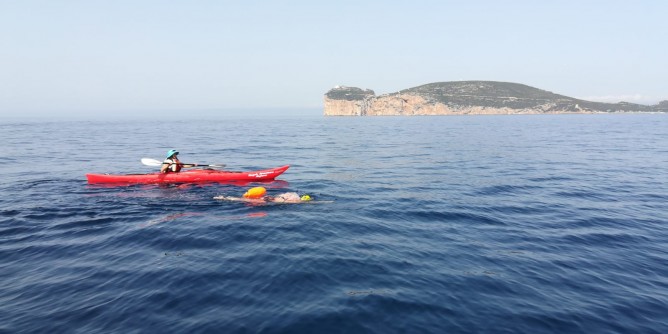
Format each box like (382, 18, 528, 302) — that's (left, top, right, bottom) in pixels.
(324, 81, 661, 116)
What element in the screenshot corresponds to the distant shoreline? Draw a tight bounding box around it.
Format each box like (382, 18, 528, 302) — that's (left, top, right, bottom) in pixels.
(324, 81, 667, 116)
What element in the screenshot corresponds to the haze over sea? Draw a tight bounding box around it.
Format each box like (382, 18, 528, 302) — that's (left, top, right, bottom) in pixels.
(1, 114, 667, 333)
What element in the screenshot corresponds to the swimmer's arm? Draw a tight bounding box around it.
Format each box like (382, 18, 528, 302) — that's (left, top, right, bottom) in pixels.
(214, 196, 266, 203)
(214, 195, 242, 201)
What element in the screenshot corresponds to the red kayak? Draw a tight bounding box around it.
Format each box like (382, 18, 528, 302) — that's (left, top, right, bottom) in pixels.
(86, 165, 290, 184)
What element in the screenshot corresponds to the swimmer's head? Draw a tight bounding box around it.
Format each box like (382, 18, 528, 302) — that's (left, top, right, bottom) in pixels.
(300, 194, 312, 201)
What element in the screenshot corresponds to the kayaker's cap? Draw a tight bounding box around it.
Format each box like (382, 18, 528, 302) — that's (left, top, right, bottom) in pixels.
(300, 194, 312, 201)
(166, 149, 179, 158)
(243, 187, 266, 199)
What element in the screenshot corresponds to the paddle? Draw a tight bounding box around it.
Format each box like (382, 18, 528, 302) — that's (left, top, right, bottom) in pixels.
(141, 158, 226, 168)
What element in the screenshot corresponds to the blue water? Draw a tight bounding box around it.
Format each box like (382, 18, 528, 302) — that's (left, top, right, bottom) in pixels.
(1, 114, 668, 333)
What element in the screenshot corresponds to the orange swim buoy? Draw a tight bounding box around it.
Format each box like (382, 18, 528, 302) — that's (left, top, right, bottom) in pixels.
(243, 186, 266, 199)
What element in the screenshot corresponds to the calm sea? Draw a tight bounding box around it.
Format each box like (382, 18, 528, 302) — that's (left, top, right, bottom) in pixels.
(1, 114, 667, 333)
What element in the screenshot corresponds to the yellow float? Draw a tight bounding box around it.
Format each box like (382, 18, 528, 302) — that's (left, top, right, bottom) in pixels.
(243, 186, 267, 199)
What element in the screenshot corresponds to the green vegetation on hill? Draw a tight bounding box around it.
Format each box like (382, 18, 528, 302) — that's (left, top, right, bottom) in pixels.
(403, 81, 562, 101)
(654, 100, 668, 112)
(395, 81, 654, 112)
(325, 86, 375, 101)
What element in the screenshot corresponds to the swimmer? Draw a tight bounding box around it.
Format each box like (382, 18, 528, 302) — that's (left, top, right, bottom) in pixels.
(214, 192, 312, 204)
(214, 187, 313, 204)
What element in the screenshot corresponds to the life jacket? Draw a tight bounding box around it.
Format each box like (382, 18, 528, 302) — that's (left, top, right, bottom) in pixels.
(163, 158, 182, 172)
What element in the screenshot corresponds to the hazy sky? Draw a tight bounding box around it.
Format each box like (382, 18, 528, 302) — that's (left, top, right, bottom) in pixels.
(1, 0, 666, 118)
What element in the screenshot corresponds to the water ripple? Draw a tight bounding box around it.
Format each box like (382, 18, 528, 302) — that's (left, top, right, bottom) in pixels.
(2, 116, 668, 333)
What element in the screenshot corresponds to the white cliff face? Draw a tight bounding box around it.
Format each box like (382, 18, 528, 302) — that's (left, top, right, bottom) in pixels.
(323, 86, 375, 116)
(323, 97, 364, 116)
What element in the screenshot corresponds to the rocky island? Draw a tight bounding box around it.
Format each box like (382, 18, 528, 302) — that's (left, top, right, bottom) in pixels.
(324, 81, 667, 116)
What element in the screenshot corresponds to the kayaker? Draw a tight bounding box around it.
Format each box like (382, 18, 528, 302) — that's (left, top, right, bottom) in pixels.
(161, 149, 182, 173)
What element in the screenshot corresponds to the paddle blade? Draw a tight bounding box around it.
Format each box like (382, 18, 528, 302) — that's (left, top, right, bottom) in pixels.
(141, 158, 162, 166)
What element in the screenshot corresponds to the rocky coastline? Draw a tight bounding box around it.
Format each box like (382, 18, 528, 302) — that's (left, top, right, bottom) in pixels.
(324, 81, 667, 116)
